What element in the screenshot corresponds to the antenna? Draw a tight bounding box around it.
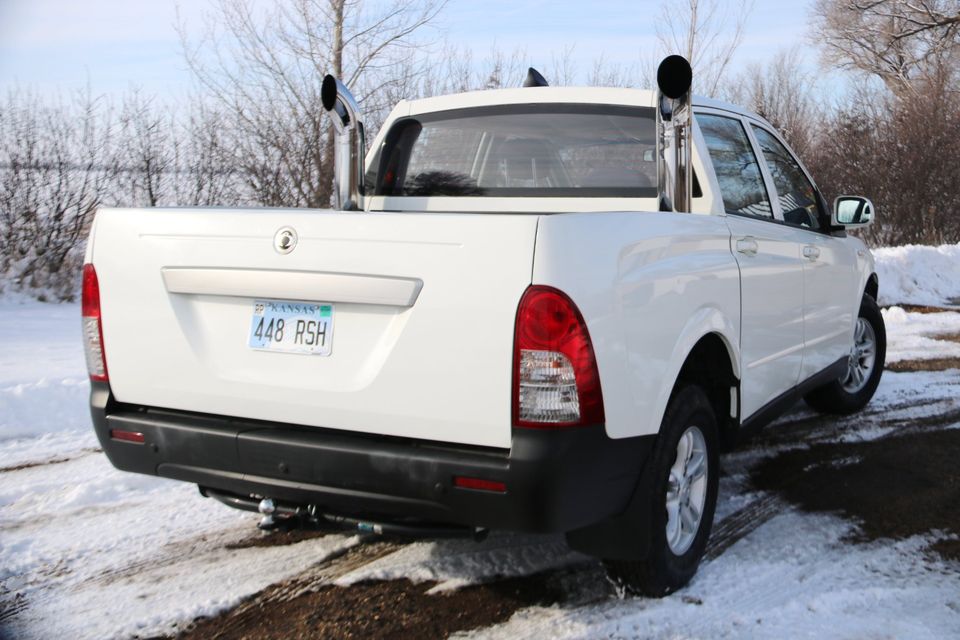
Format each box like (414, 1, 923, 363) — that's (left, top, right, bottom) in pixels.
(523, 67, 549, 88)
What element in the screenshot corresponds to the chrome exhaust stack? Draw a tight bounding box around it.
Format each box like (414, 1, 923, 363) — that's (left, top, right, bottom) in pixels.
(655, 55, 693, 213)
(321, 75, 365, 211)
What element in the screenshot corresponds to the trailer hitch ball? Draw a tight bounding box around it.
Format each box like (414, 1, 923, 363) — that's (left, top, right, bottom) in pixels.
(258, 498, 277, 530)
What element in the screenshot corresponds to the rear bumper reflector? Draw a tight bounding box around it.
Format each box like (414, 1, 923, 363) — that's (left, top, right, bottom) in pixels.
(110, 429, 145, 444)
(453, 476, 507, 493)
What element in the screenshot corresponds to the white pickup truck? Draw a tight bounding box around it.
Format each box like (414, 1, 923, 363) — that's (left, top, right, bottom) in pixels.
(83, 57, 885, 596)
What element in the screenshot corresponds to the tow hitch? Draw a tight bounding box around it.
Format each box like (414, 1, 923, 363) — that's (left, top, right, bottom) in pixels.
(201, 487, 488, 541)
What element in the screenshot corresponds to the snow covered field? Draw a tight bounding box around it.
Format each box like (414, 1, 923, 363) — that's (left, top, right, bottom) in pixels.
(2, 244, 959, 639)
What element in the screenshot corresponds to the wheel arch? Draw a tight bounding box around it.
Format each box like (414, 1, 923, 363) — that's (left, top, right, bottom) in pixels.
(647, 306, 740, 446)
(567, 331, 736, 562)
(673, 332, 740, 447)
(865, 272, 879, 301)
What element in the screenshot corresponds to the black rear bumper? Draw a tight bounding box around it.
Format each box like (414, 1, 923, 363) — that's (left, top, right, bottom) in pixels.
(90, 382, 654, 533)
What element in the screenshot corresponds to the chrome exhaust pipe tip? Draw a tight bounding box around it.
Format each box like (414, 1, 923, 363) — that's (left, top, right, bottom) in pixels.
(656, 55, 693, 214)
(322, 75, 365, 212)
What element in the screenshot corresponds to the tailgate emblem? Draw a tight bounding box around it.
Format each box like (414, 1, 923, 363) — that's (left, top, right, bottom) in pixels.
(273, 227, 298, 254)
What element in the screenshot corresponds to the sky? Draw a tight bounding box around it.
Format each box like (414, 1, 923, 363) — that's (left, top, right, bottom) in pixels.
(0, 0, 823, 99)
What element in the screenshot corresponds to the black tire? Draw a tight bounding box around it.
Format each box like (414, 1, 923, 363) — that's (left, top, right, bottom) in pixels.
(603, 385, 720, 597)
(804, 294, 886, 415)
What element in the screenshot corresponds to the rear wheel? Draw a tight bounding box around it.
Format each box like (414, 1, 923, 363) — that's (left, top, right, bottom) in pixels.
(804, 294, 886, 414)
(603, 385, 719, 597)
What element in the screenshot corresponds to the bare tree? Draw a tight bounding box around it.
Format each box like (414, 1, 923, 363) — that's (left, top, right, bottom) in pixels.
(414, 42, 475, 98)
(114, 90, 173, 207)
(171, 101, 244, 207)
(811, 0, 960, 98)
(725, 47, 822, 160)
(587, 54, 640, 87)
(474, 45, 529, 90)
(179, 0, 447, 208)
(656, 0, 754, 96)
(546, 44, 579, 87)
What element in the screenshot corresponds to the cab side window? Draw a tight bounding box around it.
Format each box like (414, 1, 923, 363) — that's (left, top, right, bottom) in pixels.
(697, 114, 773, 220)
(751, 126, 822, 231)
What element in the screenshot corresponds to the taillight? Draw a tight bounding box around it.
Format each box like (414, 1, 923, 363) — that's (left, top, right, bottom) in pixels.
(512, 286, 604, 427)
(81, 264, 108, 382)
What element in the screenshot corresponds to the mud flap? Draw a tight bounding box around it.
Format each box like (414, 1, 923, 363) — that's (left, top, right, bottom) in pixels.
(564, 448, 658, 561)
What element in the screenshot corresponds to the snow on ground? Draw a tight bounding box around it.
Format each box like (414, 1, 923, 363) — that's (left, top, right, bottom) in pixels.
(0, 300, 357, 639)
(335, 533, 584, 594)
(882, 306, 960, 363)
(473, 514, 960, 640)
(873, 242, 960, 307)
(2, 243, 960, 639)
(335, 367, 960, 639)
(765, 368, 960, 447)
(0, 301, 93, 452)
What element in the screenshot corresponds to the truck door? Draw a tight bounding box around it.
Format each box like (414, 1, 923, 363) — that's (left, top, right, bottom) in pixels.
(697, 112, 805, 420)
(748, 124, 860, 381)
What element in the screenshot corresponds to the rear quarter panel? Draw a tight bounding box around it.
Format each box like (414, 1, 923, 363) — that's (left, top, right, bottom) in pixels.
(533, 211, 741, 439)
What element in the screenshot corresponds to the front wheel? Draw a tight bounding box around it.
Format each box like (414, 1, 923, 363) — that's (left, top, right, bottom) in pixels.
(804, 294, 886, 414)
(603, 385, 719, 597)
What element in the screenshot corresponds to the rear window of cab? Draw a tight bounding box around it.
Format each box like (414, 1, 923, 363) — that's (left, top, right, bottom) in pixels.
(367, 104, 659, 198)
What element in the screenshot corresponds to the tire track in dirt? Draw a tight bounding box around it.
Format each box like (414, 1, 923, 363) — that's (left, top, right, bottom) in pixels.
(0, 448, 101, 474)
(0, 518, 357, 629)
(159, 480, 793, 639)
(0, 591, 28, 624)
(171, 537, 403, 638)
(704, 492, 787, 562)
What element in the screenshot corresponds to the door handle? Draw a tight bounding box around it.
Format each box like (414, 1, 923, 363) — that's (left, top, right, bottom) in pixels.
(736, 237, 758, 256)
(803, 245, 821, 260)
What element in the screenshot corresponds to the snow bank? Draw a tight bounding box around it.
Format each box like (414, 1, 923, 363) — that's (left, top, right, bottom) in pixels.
(0, 378, 91, 442)
(873, 243, 960, 307)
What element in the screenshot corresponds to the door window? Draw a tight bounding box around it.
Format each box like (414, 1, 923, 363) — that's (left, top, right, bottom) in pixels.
(751, 126, 822, 230)
(697, 114, 773, 219)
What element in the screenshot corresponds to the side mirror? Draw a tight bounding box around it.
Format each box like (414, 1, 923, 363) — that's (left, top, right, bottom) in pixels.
(832, 196, 875, 228)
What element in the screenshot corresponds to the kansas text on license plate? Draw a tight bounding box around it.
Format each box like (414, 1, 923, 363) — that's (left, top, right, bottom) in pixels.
(248, 300, 333, 355)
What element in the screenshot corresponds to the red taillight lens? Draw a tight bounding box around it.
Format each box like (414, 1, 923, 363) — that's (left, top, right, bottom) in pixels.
(109, 429, 145, 444)
(81, 264, 108, 382)
(512, 286, 604, 428)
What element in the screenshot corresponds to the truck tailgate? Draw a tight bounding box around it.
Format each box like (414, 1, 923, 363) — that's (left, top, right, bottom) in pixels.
(90, 208, 539, 448)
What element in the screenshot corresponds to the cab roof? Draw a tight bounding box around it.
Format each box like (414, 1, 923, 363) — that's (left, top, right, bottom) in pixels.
(395, 86, 752, 120)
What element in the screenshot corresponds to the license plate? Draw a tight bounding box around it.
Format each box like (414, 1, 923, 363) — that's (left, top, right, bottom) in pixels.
(248, 299, 333, 355)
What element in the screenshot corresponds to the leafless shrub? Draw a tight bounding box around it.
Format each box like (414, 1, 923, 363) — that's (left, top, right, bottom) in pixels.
(0, 89, 116, 301)
(171, 101, 243, 207)
(807, 82, 960, 245)
(114, 90, 173, 207)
